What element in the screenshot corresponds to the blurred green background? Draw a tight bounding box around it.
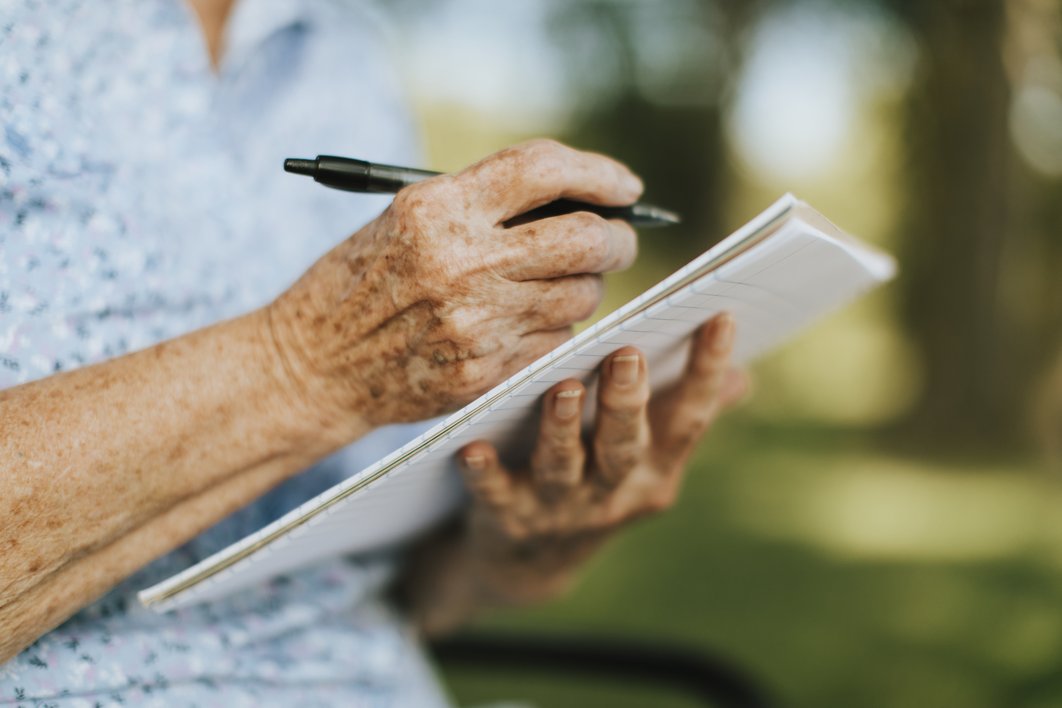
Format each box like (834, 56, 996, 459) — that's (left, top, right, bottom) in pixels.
(382, 0, 1062, 705)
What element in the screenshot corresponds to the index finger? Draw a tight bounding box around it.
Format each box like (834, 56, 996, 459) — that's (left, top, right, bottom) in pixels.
(454, 139, 643, 223)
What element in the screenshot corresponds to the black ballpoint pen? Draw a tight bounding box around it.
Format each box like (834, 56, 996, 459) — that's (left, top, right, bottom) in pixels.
(283, 155, 681, 228)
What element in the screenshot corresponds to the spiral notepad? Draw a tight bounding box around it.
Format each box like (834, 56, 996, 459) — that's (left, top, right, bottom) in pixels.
(140, 194, 896, 612)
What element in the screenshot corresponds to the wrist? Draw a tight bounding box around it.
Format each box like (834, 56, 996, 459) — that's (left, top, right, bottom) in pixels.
(250, 305, 373, 453)
(462, 524, 603, 605)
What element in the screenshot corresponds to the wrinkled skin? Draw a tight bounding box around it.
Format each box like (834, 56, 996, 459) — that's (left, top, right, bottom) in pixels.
(0, 136, 746, 661)
(0, 140, 642, 661)
(269, 140, 751, 631)
(404, 314, 748, 632)
(269, 139, 642, 432)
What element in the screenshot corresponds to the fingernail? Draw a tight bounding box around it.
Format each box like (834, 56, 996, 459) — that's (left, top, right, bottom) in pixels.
(611, 354, 640, 386)
(713, 314, 736, 354)
(554, 388, 582, 419)
(464, 454, 486, 471)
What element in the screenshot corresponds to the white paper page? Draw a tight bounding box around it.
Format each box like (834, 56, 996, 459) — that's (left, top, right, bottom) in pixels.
(140, 195, 896, 612)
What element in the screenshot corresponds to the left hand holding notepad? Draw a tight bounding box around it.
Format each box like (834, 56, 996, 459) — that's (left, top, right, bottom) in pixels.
(450, 313, 748, 606)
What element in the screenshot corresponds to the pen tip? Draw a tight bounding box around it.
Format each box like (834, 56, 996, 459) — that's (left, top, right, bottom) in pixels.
(656, 208, 682, 225)
(283, 158, 316, 176)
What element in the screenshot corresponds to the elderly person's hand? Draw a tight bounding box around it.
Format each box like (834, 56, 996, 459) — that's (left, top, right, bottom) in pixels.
(268, 139, 641, 440)
(0, 139, 641, 661)
(403, 314, 747, 633)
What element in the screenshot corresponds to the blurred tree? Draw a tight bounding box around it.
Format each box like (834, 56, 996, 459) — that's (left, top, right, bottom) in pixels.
(887, 0, 1061, 446)
(1002, 0, 1062, 450)
(549, 0, 766, 267)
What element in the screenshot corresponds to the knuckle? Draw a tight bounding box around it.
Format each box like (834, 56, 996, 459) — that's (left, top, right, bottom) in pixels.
(439, 306, 480, 344)
(523, 137, 566, 159)
(693, 351, 727, 379)
(614, 223, 638, 266)
(594, 440, 641, 474)
(669, 427, 701, 453)
(433, 339, 478, 373)
(537, 442, 585, 475)
(601, 385, 649, 411)
(558, 213, 610, 268)
(678, 402, 716, 435)
(447, 358, 493, 400)
(390, 182, 435, 223)
(536, 470, 577, 495)
(544, 426, 581, 452)
(509, 139, 568, 181)
(569, 275, 604, 318)
(569, 210, 610, 239)
(456, 356, 489, 384)
(472, 478, 505, 503)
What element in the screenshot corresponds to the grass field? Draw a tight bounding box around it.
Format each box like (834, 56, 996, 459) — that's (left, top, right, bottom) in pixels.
(437, 419, 1060, 707)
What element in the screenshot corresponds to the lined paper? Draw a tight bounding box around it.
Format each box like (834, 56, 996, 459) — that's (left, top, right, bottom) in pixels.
(140, 194, 896, 612)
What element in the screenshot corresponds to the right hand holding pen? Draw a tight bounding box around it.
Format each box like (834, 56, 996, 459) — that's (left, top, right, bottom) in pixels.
(267, 139, 643, 436)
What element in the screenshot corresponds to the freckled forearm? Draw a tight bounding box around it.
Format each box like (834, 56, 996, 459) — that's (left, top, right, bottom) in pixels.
(0, 307, 369, 651)
(0, 450, 299, 662)
(0, 139, 649, 660)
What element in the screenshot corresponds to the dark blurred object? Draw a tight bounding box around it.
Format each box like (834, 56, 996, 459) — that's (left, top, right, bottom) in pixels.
(430, 632, 773, 708)
(889, 0, 1062, 447)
